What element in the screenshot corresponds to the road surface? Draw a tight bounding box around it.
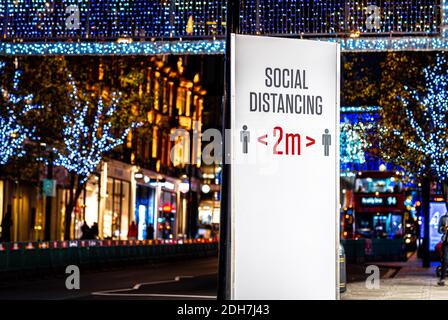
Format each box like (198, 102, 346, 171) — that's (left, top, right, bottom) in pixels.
(0, 257, 218, 300)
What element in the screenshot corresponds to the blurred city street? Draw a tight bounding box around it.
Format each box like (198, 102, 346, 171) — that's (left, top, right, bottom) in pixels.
(2, 0, 448, 302)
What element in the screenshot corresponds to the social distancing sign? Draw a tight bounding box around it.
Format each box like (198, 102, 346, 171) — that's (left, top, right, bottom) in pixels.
(230, 34, 340, 300)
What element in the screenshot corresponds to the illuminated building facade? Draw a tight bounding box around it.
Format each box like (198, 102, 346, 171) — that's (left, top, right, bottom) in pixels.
(0, 55, 206, 241)
(72, 56, 206, 241)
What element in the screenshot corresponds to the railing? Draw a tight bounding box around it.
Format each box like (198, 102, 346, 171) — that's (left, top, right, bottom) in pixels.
(0, 0, 440, 41)
(0, 238, 219, 275)
(341, 238, 406, 263)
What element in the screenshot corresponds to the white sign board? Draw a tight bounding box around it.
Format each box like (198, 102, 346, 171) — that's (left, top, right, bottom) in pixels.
(230, 34, 340, 300)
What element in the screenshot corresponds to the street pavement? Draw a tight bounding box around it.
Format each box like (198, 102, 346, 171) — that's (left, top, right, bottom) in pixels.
(342, 253, 448, 300)
(3, 253, 448, 300)
(0, 257, 218, 300)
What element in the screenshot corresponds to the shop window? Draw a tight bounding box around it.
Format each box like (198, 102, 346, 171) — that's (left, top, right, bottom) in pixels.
(120, 181, 130, 239)
(104, 178, 131, 240)
(71, 176, 100, 240)
(112, 180, 121, 238)
(170, 128, 189, 168)
(104, 179, 114, 239)
(77, 175, 100, 228)
(158, 190, 177, 239)
(135, 185, 156, 240)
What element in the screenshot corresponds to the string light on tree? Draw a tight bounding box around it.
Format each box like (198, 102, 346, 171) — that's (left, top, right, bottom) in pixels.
(340, 121, 370, 165)
(54, 73, 139, 183)
(380, 53, 448, 182)
(0, 62, 42, 165)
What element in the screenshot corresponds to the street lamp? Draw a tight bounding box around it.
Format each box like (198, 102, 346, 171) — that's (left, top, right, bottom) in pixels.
(201, 184, 210, 194)
(134, 170, 143, 180)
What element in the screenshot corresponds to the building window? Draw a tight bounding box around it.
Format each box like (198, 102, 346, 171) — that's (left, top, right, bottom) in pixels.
(168, 82, 174, 116)
(77, 175, 100, 231)
(152, 126, 159, 158)
(176, 87, 186, 115)
(170, 128, 189, 168)
(154, 72, 160, 110)
(105, 178, 131, 239)
(135, 185, 156, 240)
(162, 79, 168, 114)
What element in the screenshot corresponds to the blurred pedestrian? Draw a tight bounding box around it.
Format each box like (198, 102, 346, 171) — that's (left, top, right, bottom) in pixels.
(146, 223, 154, 240)
(1, 205, 13, 242)
(128, 221, 137, 240)
(80, 221, 91, 240)
(91, 222, 99, 239)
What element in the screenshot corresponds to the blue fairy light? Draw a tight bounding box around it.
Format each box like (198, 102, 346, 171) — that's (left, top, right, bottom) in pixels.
(0, 62, 42, 165)
(380, 54, 448, 180)
(54, 73, 138, 183)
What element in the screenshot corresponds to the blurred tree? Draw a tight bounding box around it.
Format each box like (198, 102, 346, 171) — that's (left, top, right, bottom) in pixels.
(70, 57, 158, 165)
(342, 53, 382, 106)
(0, 60, 45, 186)
(374, 53, 436, 181)
(340, 120, 370, 168)
(1, 56, 156, 239)
(55, 73, 139, 240)
(20, 56, 72, 148)
(341, 53, 383, 170)
(372, 52, 437, 267)
(0, 61, 42, 165)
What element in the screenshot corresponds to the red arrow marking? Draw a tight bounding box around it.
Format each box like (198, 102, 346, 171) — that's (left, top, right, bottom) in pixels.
(306, 136, 315, 147)
(258, 134, 268, 145)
